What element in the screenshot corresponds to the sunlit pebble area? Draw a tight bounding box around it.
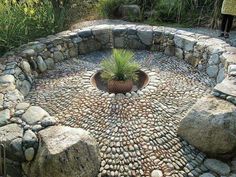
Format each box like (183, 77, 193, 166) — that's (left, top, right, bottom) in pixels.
(25, 50, 214, 177)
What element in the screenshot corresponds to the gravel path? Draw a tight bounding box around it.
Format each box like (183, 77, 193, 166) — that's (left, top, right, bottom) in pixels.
(71, 19, 236, 47)
(25, 50, 214, 176)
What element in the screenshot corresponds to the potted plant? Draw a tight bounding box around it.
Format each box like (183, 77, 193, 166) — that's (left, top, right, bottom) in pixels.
(100, 49, 140, 93)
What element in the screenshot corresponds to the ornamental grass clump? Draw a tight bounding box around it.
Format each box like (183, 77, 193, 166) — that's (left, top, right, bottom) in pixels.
(0, 0, 55, 56)
(100, 49, 140, 82)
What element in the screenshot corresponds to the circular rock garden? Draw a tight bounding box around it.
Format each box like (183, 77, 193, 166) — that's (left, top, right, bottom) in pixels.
(0, 23, 236, 177)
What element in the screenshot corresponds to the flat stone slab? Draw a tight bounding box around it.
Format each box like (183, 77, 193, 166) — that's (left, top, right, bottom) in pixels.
(214, 78, 236, 97)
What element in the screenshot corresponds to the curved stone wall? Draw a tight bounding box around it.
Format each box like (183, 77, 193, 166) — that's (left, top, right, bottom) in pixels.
(0, 23, 236, 175)
(1, 24, 236, 101)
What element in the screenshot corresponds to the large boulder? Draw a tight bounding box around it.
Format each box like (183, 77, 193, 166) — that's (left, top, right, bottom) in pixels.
(204, 159, 230, 176)
(178, 95, 236, 158)
(22, 106, 49, 125)
(118, 5, 141, 20)
(214, 77, 236, 97)
(0, 124, 24, 161)
(23, 126, 100, 177)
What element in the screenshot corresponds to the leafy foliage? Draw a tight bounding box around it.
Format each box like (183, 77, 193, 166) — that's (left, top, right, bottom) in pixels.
(96, 0, 223, 28)
(97, 0, 124, 18)
(0, 0, 55, 55)
(49, 0, 97, 29)
(0, 0, 98, 56)
(100, 49, 140, 81)
(148, 0, 223, 28)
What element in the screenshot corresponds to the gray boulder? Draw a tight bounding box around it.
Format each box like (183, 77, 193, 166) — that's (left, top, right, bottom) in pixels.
(174, 35, 196, 52)
(44, 58, 55, 70)
(78, 39, 101, 54)
(22, 49, 35, 56)
(41, 116, 57, 127)
(20, 61, 31, 74)
(137, 25, 153, 46)
(31, 43, 46, 53)
(16, 102, 30, 110)
(23, 126, 100, 177)
(228, 64, 236, 76)
(178, 95, 236, 158)
(204, 159, 230, 175)
(53, 51, 64, 62)
(22, 106, 49, 125)
(23, 129, 38, 148)
(25, 147, 35, 161)
(36, 56, 47, 72)
(92, 25, 111, 45)
(9, 138, 24, 161)
(19, 80, 31, 96)
(206, 65, 219, 78)
(0, 74, 15, 91)
(175, 48, 184, 59)
(216, 68, 225, 84)
(214, 78, 236, 97)
(199, 173, 216, 177)
(208, 54, 220, 65)
(119, 5, 140, 20)
(0, 109, 10, 126)
(0, 124, 24, 161)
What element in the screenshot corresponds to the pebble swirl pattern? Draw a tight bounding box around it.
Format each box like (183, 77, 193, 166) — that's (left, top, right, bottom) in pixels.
(25, 50, 214, 177)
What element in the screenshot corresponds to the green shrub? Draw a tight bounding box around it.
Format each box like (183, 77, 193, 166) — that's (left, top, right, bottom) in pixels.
(96, 0, 223, 28)
(100, 49, 140, 81)
(97, 0, 125, 18)
(64, 0, 97, 26)
(142, 0, 223, 28)
(154, 0, 187, 23)
(50, 0, 98, 29)
(0, 0, 55, 54)
(0, 0, 99, 56)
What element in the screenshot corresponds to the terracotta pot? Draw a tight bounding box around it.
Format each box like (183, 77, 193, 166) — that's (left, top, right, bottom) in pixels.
(108, 80, 133, 93)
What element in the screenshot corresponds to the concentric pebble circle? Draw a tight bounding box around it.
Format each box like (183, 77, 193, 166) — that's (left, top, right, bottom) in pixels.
(26, 50, 214, 177)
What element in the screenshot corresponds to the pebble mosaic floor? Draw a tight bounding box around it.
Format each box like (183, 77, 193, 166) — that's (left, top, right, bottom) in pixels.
(25, 50, 215, 177)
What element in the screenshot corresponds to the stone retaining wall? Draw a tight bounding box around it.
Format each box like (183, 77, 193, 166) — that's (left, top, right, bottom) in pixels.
(0, 24, 236, 175)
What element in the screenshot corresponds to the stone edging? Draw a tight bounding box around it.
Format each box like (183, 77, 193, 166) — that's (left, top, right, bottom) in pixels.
(0, 23, 236, 169)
